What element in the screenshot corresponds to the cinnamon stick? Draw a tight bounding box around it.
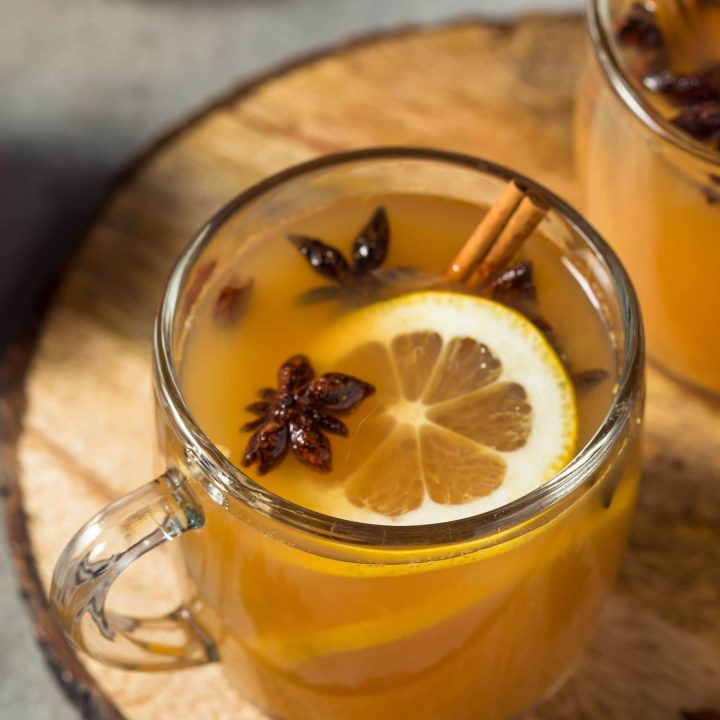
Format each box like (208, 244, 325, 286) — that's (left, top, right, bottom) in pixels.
(466, 190, 548, 288)
(445, 180, 527, 283)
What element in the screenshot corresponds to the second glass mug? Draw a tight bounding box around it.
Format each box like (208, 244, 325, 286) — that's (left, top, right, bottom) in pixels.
(576, 0, 720, 396)
(51, 149, 644, 720)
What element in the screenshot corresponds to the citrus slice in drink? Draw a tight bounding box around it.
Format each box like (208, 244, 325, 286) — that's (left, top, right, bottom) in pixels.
(310, 291, 577, 524)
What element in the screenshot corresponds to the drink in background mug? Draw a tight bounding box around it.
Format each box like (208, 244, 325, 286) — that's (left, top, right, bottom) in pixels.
(575, 0, 720, 395)
(51, 149, 644, 720)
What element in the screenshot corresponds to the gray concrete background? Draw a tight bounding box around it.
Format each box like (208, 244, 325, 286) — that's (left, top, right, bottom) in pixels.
(0, 1, 580, 718)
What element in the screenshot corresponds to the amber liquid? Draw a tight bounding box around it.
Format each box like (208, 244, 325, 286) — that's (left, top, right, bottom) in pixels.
(178, 194, 640, 720)
(576, 0, 720, 395)
(182, 194, 615, 510)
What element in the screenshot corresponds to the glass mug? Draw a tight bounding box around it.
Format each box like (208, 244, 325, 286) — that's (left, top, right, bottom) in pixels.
(51, 149, 644, 720)
(575, 0, 720, 396)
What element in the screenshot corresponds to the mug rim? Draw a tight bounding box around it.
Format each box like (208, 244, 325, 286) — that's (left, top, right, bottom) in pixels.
(154, 147, 644, 548)
(586, 0, 720, 167)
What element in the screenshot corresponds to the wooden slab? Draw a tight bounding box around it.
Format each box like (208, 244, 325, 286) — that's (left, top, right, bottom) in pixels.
(2, 15, 719, 720)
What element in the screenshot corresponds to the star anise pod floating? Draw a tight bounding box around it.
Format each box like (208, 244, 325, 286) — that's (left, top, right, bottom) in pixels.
(615, 2, 663, 49)
(672, 100, 720, 141)
(644, 65, 720, 106)
(479, 261, 537, 305)
(183, 260, 217, 314)
(478, 261, 551, 332)
(289, 206, 390, 305)
(241, 354, 375, 474)
(213, 278, 253, 323)
(614, 3, 669, 80)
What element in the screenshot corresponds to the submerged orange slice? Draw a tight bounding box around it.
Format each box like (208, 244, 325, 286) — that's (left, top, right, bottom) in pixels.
(311, 291, 577, 524)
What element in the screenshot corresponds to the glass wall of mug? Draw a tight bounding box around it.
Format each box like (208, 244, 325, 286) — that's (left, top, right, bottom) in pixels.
(51, 149, 644, 720)
(576, 0, 720, 395)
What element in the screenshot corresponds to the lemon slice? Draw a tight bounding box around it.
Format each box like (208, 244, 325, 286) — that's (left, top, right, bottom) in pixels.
(310, 291, 577, 525)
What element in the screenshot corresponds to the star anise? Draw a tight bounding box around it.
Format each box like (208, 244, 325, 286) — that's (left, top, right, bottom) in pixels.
(615, 2, 663, 49)
(644, 65, 720, 106)
(289, 206, 390, 305)
(241, 354, 375, 474)
(479, 261, 537, 304)
(672, 100, 720, 141)
(614, 3, 669, 80)
(615, 3, 720, 148)
(478, 261, 550, 332)
(214, 278, 253, 323)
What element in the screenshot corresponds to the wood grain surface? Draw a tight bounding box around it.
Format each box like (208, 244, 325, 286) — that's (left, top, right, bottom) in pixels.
(1, 14, 719, 720)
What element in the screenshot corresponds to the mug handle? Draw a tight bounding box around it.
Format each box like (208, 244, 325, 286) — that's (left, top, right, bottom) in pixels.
(50, 468, 217, 670)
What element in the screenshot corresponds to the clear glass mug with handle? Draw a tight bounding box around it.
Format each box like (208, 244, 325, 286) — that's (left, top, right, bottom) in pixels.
(50, 149, 644, 720)
(575, 0, 720, 396)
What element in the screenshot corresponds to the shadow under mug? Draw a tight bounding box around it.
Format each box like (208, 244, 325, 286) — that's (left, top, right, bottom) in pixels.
(50, 148, 644, 720)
